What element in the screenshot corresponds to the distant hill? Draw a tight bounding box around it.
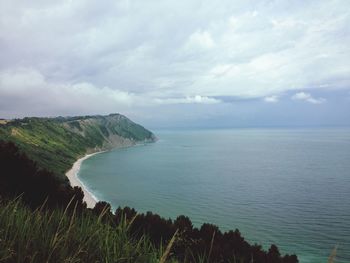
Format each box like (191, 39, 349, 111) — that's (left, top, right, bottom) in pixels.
(0, 114, 156, 181)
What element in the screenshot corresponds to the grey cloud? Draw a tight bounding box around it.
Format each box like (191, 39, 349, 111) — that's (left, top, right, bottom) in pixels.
(0, 68, 220, 118)
(0, 0, 349, 123)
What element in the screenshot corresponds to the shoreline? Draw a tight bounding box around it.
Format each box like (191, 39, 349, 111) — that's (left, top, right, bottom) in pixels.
(65, 151, 105, 208)
(65, 140, 155, 208)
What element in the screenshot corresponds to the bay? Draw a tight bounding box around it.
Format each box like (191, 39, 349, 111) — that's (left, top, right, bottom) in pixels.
(79, 128, 350, 263)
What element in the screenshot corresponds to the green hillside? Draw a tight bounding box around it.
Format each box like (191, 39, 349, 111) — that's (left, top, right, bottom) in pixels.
(0, 114, 155, 180)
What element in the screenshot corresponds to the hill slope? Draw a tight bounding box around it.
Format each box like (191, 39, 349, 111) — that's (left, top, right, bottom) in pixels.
(0, 114, 155, 180)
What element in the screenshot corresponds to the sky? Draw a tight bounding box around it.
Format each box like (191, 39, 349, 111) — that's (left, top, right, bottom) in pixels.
(0, 0, 349, 128)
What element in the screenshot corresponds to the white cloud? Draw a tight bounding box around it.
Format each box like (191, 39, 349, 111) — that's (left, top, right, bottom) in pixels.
(292, 92, 326, 104)
(0, 68, 45, 90)
(154, 95, 220, 105)
(185, 30, 215, 50)
(264, 95, 279, 103)
(0, 68, 139, 115)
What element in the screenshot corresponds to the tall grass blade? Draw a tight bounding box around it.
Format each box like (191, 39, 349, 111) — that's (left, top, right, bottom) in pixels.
(159, 229, 178, 263)
(328, 246, 337, 263)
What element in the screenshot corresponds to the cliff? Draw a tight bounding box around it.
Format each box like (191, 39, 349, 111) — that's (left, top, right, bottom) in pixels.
(0, 113, 156, 181)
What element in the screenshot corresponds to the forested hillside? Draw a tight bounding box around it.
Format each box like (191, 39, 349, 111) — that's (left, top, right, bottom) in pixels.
(0, 114, 155, 179)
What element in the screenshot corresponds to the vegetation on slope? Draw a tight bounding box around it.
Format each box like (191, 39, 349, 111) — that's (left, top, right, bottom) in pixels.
(0, 140, 84, 208)
(0, 114, 155, 179)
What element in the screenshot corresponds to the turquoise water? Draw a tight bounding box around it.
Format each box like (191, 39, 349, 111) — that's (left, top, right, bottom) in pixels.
(79, 129, 350, 263)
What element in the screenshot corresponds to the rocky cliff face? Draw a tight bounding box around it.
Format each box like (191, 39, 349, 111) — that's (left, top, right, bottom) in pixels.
(62, 113, 156, 152)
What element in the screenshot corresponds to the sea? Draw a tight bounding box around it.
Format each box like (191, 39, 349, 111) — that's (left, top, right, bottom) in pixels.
(78, 128, 350, 263)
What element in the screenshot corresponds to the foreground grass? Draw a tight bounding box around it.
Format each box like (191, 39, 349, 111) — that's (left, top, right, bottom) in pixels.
(0, 199, 175, 263)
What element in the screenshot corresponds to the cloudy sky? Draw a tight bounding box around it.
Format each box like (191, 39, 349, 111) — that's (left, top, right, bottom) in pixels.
(0, 0, 349, 128)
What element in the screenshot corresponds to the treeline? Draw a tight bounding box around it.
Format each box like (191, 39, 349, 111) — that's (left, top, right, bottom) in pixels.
(96, 205, 298, 263)
(0, 140, 298, 263)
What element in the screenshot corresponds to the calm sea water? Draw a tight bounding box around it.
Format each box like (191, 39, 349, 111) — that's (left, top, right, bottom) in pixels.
(79, 129, 350, 263)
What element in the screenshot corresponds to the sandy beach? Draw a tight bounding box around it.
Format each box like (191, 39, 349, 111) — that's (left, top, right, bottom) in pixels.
(65, 152, 103, 208)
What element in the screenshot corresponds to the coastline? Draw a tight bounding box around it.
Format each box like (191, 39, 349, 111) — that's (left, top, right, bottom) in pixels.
(65, 139, 156, 208)
(65, 152, 105, 208)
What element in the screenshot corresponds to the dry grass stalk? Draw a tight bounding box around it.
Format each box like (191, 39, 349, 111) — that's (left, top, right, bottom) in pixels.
(159, 229, 179, 263)
(327, 246, 337, 263)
